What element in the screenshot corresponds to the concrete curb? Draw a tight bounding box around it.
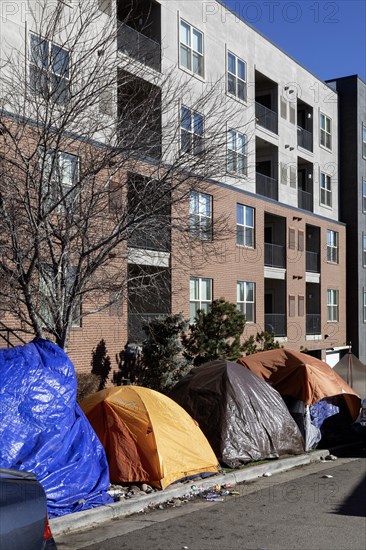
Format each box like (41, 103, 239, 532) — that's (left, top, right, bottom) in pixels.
(50, 449, 329, 537)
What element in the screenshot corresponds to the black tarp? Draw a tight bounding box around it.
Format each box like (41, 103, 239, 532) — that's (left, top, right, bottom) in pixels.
(169, 359, 304, 468)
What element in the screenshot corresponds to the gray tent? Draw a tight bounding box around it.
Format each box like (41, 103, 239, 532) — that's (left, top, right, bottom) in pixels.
(169, 359, 304, 468)
(333, 352, 366, 399)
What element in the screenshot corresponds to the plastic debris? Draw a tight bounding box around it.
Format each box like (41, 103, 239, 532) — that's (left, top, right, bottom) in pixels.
(322, 474, 334, 478)
(262, 472, 272, 477)
(325, 454, 338, 461)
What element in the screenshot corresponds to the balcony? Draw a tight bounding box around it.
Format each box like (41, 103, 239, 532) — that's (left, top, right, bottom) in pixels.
(117, 22, 161, 72)
(128, 230, 170, 252)
(306, 251, 320, 273)
(265, 314, 286, 337)
(297, 126, 313, 152)
(256, 172, 278, 201)
(128, 312, 167, 342)
(306, 314, 321, 335)
(298, 189, 313, 212)
(255, 102, 278, 134)
(265, 243, 285, 268)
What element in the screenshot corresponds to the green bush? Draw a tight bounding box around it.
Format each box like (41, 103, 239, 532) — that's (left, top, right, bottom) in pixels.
(182, 298, 246, 365)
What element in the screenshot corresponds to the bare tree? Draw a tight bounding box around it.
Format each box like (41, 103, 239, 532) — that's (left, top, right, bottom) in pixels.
(0, 0, 253, 350)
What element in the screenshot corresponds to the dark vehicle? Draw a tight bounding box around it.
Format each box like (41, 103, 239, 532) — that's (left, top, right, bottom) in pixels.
(0, 468, 57, 550)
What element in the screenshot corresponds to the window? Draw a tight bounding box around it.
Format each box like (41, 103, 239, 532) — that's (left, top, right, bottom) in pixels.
(363, 234, 366, 267)
(298, 295, 305, 317)
(298, 230, 305, 252)
(363, 181, 366, 212)
(108, 181, 122, 213)
(289, 228, 296, 250)
(327, 289, 339, 322)
(227, 129, 247, 176)
(236, 204, 254, 247)
(39, 264, 80, 327)
(189, 191, 212, 240)
(227, 51, 246, 102)
(289, 295, 296, 318)
(327, 230, 338, 263)
(363, 126, 366, 159)
(190, 277, 212, 322)
(320, 172, 332, 207)
(179, 20, 204, 77)
(364, 289, 366, 323)
(41, 150, 78, 212)
(180, 106, 204, 156)
(30, 34, 69, 104)
(320, 113, 332, 150)
(237, 281, 255, 322)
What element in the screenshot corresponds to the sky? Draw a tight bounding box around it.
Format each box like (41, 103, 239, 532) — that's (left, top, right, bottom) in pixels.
(221, 0, 366, 82)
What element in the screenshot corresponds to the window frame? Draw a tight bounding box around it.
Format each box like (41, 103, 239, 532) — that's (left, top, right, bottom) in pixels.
(180, 105, 205, 157)
(327, 229, 339, 264)
(362, 180, 366, 213)
(179, 19, 204, 78)
(29, 33, 70, 105)
(363, 125, 366, 159)
(40, 148, 79, 213)
(236, 203, 255, 248)
(189, 190, 213, 241)
(189, 277, 212, 322)
(320, 112, 332, 151)
(227, 128, 247, 177)
(320, 171, 332, 208)
(363, 233, 366, 267)
(327, 288, 339, 322)
(363, 288, 366, 323)
(227, 50, 247, 103)
(237, 281, 255, 323)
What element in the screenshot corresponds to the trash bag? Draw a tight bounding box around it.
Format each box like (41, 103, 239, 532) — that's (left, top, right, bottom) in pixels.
(0, 338, 112, 517)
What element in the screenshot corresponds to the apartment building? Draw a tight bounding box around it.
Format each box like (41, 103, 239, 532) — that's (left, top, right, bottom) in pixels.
(326, 75, 366, 364)
(0, 0, 347, 371)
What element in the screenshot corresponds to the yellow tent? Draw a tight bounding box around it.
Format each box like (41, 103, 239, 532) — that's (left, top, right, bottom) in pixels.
(81, 386, 219, 489)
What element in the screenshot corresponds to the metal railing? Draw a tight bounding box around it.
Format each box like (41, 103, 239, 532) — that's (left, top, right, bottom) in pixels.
(297, 126, 313, 152)
(306, 314, 321, 335)
(128, 229, 170, 252)
(264, 243, 285, 268)
(117, 22, 161, 72)
(298, 189, 313, 212)
(255, 102, 278, 134)
(306, 250, 320, 273)
(264, 314, 286, 337)
(128, 312, 167, 342)
(256, 172, 278, 201)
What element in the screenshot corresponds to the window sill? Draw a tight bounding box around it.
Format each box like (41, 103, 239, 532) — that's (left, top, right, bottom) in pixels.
(319, 144, 333, 153)
(226, 91, 247, 107)
(320, 203, 333, 210)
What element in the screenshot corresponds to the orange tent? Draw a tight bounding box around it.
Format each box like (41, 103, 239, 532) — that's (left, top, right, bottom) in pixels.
(81, 386, 219, 489)
(238, 349, 361, 421)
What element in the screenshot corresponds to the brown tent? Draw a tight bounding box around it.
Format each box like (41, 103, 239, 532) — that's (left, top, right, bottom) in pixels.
(333, 352, 366, 399)
(169, 359, 304, 468)
(238, 349, 361, 421)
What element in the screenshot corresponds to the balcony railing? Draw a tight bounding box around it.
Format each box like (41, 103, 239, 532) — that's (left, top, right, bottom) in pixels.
(306, 251, 320, 273)
(264, 243, 285, 268)
(255, 102, 278, 134)
(128, 312, 167, 342)
(306, 314, 321, 335)
(117, 22, 161, 72)
(264, 314, 286, 337)
(128, 230, 170, 252)
(297, 126, 313, 152)
(298, 189, 313, 212)
(256, 172, 278, 201)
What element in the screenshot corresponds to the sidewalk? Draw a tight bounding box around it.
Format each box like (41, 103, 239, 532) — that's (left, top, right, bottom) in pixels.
(50, 449, 329, 537)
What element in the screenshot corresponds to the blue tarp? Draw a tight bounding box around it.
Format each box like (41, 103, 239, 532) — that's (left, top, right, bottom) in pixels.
(0, 338, 112, 517)
(310, 398, 340, 429)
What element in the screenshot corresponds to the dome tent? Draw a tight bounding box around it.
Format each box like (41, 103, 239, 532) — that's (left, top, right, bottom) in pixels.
(169, 359, 304, 468)
(81, 385, 219, 489)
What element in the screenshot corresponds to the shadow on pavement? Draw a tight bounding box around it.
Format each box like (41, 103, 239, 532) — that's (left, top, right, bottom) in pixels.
(333, 474, 366, 518)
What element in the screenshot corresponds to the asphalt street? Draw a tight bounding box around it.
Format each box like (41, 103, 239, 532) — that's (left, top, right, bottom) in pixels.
(56, 449, 366, 550)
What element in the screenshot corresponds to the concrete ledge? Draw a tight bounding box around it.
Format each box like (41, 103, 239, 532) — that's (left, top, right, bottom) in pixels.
(50, 449, 329, 537)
